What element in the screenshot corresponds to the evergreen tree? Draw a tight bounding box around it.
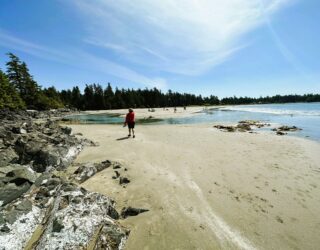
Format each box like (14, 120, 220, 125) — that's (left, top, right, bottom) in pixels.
(0, 69, 25, 109)
(93, 84, 105, 110)
(104, 83, 114, 109)
(83, 84, 95, 110)
(6, 53, 49, 109)
(114, 87, 125, 108)
(71, 86, 82, 110)
(42, 86, 64, 109)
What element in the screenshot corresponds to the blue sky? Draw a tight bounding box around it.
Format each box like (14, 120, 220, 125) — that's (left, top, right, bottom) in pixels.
(0, 0, 319, 98)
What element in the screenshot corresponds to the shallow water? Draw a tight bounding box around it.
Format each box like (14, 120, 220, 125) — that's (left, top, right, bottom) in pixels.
(64, 103, 320, 141)
(161, 103, 320, 141)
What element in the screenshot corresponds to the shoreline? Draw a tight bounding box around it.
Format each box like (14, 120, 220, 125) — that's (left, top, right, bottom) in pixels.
(69, 123, 320, 249)
(64, 105, 320, 142)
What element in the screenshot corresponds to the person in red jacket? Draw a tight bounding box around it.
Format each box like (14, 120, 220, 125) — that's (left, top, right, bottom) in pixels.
(124, 108, 135, 138)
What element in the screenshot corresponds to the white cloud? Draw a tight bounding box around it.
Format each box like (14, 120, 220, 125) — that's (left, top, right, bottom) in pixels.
(71, 0, 293, 75)
(0, 29, 70, 62)
(0, 30, 166, 90)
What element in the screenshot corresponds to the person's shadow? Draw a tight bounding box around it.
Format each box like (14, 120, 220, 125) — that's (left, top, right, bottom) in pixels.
(116, 136, 130, 141)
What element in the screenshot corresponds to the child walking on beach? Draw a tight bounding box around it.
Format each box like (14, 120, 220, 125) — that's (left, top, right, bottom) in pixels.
(124, 108, 135, 138)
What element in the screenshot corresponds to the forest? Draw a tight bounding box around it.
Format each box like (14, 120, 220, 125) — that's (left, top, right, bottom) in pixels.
(1, 53, 319, 110)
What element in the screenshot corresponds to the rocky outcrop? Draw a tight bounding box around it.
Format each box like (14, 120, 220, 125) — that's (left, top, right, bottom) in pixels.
(121, 207, 149, 219)
(214, 120, 270, 133)
(0, 110, 132, 249)
(0, 174, 129, 250)
(272, 125, 302, 135)
(0, 112, 94, 173)
(71, 160, 112, 183)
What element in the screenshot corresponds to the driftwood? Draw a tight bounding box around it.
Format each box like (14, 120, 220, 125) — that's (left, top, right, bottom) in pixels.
(86, 224, 104, 250)
(24, 185, 62, 250)
(24, 199, 55, 250)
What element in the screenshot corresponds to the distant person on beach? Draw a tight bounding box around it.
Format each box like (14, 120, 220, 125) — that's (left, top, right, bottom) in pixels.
(174, 107, 177, 113)
(124, 108, 135, 138)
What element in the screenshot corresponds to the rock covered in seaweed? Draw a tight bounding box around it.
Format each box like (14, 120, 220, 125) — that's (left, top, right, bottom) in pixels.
(272, 125, 302, 135)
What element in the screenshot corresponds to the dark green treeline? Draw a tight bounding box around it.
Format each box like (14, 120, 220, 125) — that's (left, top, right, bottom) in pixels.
(1, 53, 319, 110)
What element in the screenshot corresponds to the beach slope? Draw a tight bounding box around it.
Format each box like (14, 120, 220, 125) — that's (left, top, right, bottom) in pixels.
(70, 123, 320, 250)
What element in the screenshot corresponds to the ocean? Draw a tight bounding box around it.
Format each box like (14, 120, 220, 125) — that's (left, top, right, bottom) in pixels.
(65, 102, 320, 141)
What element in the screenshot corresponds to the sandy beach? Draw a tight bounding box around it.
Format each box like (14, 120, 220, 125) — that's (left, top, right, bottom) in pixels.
(69, 108, 320, 250)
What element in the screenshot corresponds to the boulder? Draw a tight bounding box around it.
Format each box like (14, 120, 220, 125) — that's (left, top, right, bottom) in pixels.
(5, 165, 38, 184)
(214, 125, 236, 132)
(72, 160, 112, 183)
(119, 177, 130, 185)
(121, 207, 149, 218)
(0, 182, 31, 207)
(0, 147, 19, 167)
(73, 163, 97, 183)
(275, 125, 302, 132)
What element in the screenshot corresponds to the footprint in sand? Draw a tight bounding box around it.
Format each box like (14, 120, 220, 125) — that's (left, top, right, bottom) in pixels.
(310, 183, 317, 189)
(276, 216, 284, 224)
(290, 217, 298, 223)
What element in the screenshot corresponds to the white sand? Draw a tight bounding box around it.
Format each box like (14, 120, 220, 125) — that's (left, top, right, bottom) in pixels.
(69, 109, 320, 250)
(83, 106, 212, 120)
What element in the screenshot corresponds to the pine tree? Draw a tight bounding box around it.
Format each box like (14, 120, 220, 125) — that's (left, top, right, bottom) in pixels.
(84, 84, 95, 110)
(0, 69, 25, 109)
(71, 86, 82, 110)
(93, 84, 105, 110)
(6, 53, 41, 109)
(104, 83, 114, 109)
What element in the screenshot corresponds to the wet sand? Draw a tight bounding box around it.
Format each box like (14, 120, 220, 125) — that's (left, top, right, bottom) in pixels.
(69, 113, 320, 249)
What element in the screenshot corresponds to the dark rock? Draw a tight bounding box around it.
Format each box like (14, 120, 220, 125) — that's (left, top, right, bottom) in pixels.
(58, 197, 69, 210)
(276, 131, 287, 136)
(119, 177, 130, 185)
(274, 125, 302, 132)
(238, 120, 269, 128)
(11, 125, 27, 134)
(15, 199, 33, 213)
(73, 163, 97, 183)
(95, 222, 129, 249)
(113, 164, 121, 169)
(61, 126, 72, 135)
(0, 182, 31, 207)
(96, 160, 112, 171)
(236, 123, 251, 132)
(0, 214, 5, 225)
(114, 171, 120, 179)
(120, 207, 149, 218)
(0, 224, 10, 233)
(61, 183, 78, 192)
(215, 120, 270, 133)
(0, 147, 19, 167)
(5, 165, 38, 184)
(5, 209, 21, 224)
(214, 125, 236, 132)
(107, 207, 120, 220)
(81, 138, 99, 147)
(34, 173, 53, 187)
(52, 218, 64, 232)
(72, 160, 112, 183)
